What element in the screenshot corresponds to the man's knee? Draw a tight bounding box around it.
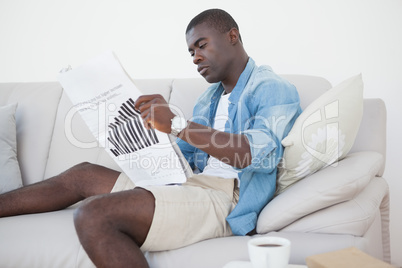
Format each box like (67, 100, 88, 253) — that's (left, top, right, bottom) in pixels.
(59, 162, 94, 179)
(61, 162, 119, 197)
(70, 161, 95, 172)
(73, 189, 156, 246)
(73, 195, 106, 234)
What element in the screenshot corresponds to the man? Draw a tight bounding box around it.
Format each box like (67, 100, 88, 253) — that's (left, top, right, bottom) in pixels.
(0, 9, 301, 268)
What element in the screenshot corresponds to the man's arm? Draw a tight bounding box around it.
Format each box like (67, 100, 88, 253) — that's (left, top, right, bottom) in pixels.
(177, 121, 251, 169)
(134, 94, 251, 169)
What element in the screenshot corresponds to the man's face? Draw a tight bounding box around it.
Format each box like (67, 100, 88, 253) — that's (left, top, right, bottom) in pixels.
(186, 23, 233, 84)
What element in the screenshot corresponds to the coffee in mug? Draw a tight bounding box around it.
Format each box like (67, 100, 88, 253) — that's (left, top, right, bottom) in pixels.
(258, 244, 281, 247)
(248, 236, 291, 268)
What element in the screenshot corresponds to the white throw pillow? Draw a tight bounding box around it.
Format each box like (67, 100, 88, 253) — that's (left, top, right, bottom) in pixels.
(0, 103, 23, 193)
(276, 74, 364, 194)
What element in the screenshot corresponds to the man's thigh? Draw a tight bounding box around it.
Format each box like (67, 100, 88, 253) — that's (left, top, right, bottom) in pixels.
(110, 173, 236, 251)
(53, 162, 121, 198)
(140, 175, 236, 252)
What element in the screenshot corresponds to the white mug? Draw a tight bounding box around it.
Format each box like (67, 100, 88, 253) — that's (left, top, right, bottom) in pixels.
(248, 236, 291, 268)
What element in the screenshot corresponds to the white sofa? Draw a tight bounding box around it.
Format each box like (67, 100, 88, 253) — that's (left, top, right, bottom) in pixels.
(0, 75, 390, 267)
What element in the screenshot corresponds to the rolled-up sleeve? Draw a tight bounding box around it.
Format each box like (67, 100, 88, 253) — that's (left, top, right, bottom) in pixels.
(241, 129, 279, 173)
(236, 79, 302, 174)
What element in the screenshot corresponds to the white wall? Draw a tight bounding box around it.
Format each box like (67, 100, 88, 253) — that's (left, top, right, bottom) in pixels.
(1, 0, 401, 265)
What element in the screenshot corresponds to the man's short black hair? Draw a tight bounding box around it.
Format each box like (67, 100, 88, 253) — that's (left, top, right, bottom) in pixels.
(186, 9, 242, 42)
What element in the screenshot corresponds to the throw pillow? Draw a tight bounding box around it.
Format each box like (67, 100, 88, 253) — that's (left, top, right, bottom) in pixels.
(0, 103, 23, 193)
(276, 74, 364, 195)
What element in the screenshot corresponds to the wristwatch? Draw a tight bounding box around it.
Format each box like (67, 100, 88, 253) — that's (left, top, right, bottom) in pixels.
(170, 115, 187, 137)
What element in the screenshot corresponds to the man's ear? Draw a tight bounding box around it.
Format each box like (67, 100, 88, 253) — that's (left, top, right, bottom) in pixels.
(228, 28, 241, 45)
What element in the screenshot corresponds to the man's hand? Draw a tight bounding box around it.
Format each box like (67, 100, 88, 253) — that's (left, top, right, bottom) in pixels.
(134, 94, 175, 133)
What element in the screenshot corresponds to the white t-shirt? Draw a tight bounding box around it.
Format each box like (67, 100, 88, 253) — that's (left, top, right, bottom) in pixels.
(201, 92, 240, 180)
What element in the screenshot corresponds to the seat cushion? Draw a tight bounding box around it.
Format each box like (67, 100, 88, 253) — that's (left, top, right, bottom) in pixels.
(0, 206, 95, 268)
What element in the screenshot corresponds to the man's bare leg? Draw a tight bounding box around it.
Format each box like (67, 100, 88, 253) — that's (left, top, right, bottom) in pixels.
(0, 162, 120, 218)
(74, 188, 155, 268)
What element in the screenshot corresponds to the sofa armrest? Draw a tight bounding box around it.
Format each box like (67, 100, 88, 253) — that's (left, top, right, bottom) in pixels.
(281, 175, 391, 263)
(281, 176, 388, 235)
(257, 151, 384, 234)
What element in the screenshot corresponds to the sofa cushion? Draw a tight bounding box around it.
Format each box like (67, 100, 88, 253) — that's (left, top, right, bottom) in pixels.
(276, 74, 364, 194)
(257, 151, 384, 234)
(169, 78, 210, 120)
(0, 82, 63, 185)
(280, 74, 331, 110)
(0, 206, 95, 267)
(280, 176, 389, 236)
(44, 91, 115, 179)
(0, 103, 23, 193)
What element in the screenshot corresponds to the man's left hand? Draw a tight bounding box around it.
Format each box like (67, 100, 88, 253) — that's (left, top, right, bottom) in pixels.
(134, 94, 175, 133)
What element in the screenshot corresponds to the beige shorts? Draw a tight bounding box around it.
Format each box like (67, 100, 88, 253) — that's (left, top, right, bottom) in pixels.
(111, 173, 239, 252)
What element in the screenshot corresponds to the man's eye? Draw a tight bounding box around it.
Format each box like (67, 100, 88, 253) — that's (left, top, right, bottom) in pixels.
(199, 43, 207, 49)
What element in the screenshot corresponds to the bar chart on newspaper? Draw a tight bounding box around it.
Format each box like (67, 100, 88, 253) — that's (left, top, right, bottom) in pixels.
(58, 51, 187, 186)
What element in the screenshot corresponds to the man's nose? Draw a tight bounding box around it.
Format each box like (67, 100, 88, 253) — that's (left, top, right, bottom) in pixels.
(192, 51, 203, 65)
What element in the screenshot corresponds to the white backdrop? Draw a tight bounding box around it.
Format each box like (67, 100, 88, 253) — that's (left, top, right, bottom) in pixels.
(0, 0, 401, 266)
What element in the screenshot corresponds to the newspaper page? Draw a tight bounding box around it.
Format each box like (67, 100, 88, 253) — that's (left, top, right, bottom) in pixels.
(57, 51, 187, 187)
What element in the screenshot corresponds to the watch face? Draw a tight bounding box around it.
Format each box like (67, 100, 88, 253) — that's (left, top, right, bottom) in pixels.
(171, 116, 187, 136)
(173, 116, 185, 129)
(172, 116, 180, 128)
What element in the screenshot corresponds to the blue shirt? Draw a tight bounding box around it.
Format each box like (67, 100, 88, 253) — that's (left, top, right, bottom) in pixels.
(177, 58, 302, 235)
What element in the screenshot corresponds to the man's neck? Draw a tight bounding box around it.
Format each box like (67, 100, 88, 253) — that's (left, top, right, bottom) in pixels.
(221, 55, 249, 94)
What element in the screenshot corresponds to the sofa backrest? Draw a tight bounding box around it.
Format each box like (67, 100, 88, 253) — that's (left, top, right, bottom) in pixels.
(0, 74, 386, 185)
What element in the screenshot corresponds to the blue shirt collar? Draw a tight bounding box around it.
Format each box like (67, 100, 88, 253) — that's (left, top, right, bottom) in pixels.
(211, 57, 257, 103)
(228, 57, 256, 103)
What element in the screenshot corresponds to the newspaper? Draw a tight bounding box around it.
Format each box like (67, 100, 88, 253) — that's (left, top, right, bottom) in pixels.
(57, 51, 187, 186)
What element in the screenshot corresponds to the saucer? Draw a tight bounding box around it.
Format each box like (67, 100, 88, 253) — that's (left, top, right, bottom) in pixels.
(223, 261, 307, 268)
